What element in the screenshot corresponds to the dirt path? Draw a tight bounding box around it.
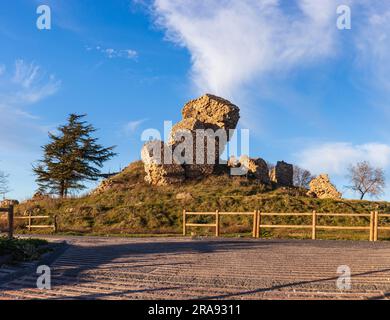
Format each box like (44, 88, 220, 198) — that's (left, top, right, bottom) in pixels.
(1, 236, 389, 300)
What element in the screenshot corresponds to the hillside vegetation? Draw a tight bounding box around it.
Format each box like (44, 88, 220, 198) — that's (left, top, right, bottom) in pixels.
(15, 161, 390, 240)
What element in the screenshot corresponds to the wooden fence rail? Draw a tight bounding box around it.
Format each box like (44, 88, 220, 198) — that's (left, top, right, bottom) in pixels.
(1, 207, 57, 238)
(183, 210, 389, 242)
(183, 211, 258, 237)
(14, 213, 57, 233)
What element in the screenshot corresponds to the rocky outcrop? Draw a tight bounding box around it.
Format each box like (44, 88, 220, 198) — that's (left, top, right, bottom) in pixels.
(181, 94, 240, 131)
(307, 174, 342, 199)
(142, 94, 240, 184)
(175, 192, 194, 202)
(141, 140, 185, 186)
(270, 161, 293, 187)
(238, 155, 270, 184)
(92, 179, 114, 195)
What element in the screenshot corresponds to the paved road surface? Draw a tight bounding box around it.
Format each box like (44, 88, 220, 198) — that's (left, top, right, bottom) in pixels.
(1, 236, 389, 300)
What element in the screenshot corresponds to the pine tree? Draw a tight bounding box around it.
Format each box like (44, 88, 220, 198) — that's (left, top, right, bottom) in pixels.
(33, 114, 116, 197)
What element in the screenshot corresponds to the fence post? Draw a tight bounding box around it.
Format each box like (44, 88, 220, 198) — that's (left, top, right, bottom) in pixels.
(28, 212, 32, 232)
(257, 211, 261, 238)
(53, 215, 58, 233)
(215, 210, 220, 237)
(374, 211, 379, 242)
(7, 205, 14, 239)
(312, 211, 317, 240)
(369, 211, 374, 241)
(183, 210, 186, 236)
(252, 211, 257, 238)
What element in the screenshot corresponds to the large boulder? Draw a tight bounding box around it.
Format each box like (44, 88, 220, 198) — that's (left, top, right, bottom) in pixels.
(169, 94, 240, 180)
(181, 94, 240, 131)
(307, 174, 342, 199)
(141, 140, 185, 186)
(270, 161, 293, 187)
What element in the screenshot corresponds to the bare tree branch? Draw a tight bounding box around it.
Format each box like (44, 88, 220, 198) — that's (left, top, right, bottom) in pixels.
(346, 161, 386, 200)
(293, 165, 315, 189)
(0, 170, 10, 199)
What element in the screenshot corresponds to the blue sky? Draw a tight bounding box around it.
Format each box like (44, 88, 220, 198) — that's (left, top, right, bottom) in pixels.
(1, 0, 390, 201)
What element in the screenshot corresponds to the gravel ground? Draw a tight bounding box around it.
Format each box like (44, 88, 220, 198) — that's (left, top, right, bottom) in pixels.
(0, 236, 389, 300)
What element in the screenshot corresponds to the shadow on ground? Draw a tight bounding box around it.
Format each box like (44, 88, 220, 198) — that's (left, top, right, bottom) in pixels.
(2, 238, 390, 300)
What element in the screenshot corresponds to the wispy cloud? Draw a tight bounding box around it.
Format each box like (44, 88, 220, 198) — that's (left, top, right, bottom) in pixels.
(0, 59, 61, 107)
(122, 119, 148, 136)
(151, 0, 342, 97)
(86, 46, 138, 60)
(354, 1, 390, 92)
(150, 0, 390, 100)
(0, 60, 61, 150)
(296, 142, 390, 176)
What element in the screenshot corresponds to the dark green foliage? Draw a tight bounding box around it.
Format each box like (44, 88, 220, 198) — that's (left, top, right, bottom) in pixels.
(33, 114, 116, 197)
(0, 237, 49, 262)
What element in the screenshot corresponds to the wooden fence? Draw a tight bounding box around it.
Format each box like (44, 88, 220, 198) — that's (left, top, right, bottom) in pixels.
(14, 212, 57, 233)
(183, 210, 390, 242)
(0, 206, 57, 238)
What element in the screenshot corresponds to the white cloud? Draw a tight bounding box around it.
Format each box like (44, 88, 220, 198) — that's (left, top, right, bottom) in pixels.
(152, 0, 342, 97)
(1, 60, 61, 106)
(87, 46, 138, 60)
(354, 1, 390, 91)
(0, 60, 61, 150)
(123, 119, 148, 136)
(151, 0, 390, 99)
(297, 142, 390, 175)
(13, 59, 40, 88)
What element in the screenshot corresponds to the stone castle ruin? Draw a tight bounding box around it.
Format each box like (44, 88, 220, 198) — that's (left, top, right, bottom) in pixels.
(137, 94, 341, 200)
(141, 94, 241, 184)
(141, 94, 296, 187)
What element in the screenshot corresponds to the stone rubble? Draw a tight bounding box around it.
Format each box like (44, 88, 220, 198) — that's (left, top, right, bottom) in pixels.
(307, 174, 342, 199)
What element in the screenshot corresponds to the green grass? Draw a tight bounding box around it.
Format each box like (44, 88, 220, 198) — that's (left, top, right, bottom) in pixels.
(14, 161, 390, 240)
(0, 237, 49, 263)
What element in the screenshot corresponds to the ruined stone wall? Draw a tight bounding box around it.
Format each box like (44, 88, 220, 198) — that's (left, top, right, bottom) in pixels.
(307, 174, 342, 199)
(270, 161, 294, 187)
(238, 155, 270, 184)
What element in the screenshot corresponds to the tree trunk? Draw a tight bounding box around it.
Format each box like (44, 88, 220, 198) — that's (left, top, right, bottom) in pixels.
(60, 181, 65, 198)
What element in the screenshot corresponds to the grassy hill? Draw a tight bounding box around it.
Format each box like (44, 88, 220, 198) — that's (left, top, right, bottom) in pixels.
(15, 161, 390, 240)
